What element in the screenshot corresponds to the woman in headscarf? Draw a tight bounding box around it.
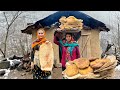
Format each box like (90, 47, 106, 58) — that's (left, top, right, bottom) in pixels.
(54, 30, 80, 72)
(31, 28, 54, 79)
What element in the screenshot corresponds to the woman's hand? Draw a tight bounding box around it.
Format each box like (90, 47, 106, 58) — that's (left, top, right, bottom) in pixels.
(57, 32, 63, 39)
(45, 41, 50, 44)
(55, 29, 63, 39)
(31, 62, 34, 70)
(72, 41, 77, 43)
(56, 28, 62, 31)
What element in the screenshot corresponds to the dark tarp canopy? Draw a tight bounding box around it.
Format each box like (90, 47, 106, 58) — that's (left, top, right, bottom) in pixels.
(34, 11, 110, 31)
(21, 11, 110, 34)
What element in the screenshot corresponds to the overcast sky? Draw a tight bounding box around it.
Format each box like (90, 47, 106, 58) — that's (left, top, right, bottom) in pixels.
(82, 11, 111, 24)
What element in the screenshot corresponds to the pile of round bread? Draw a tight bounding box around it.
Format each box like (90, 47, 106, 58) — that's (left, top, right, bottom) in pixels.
(63, 55, 118, 79)
(58, 16, 83, 30)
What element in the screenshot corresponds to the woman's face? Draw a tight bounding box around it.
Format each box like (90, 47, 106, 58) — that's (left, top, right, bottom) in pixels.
(37, 29, 45, 39)
(66, 34, 72, 42)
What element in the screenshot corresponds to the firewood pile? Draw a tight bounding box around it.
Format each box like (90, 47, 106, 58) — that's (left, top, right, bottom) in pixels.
(63, 55, 118, 79)
(9, 55, 23, 60)
(17, 53, 31, 72)
(116, 53, 120, 65)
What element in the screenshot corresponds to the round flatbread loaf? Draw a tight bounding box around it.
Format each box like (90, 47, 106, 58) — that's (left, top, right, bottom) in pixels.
(74, 58, 90, 69)
(88, 57, 99, 62)
(65, 64, 79, 77)
(90, 59, 109, 69)
(39, 42, 54, 71)
(79, 66, 93, 75)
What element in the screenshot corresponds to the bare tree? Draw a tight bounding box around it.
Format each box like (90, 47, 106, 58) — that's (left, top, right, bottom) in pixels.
(0, 11, 23, 58)
(113, 11, 120, 53)
(18, 33, 32, 56)
(118, 23, 120, 52)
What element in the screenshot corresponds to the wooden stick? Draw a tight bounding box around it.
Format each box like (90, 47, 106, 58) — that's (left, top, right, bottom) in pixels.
(81, 36, 90, 57)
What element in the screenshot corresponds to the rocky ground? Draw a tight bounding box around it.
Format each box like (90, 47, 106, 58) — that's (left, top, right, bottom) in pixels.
(0, 56, 63, 79)
(0, 67, 120, 79)
(112, 70, 120, 79)
(112, 71, 120, 79)
(0, 64, 120, 79)
(0, 67, 63, 79)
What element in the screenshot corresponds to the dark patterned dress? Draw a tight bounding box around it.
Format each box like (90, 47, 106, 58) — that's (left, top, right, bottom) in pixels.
(31, 45, 51, 79)
(32, 65, 51, 79)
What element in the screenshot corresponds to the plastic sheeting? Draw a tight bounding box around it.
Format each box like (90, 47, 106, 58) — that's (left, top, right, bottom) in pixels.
(34, 11, 109, 31)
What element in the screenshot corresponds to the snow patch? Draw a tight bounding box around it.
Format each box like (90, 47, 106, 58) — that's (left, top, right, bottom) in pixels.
(7, 58, 21, 66)
(3, 69, 10, 79)
(115, 65, 120, 71)
(0, 68, 11, 79)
